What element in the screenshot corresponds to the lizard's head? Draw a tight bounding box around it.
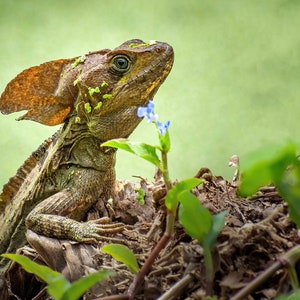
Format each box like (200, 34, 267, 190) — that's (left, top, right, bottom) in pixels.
(75, 39, 174, 140)
(0, 39, 174, 139)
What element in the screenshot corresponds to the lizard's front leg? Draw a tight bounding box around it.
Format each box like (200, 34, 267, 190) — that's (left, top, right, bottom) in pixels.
(26, 168, 124, 244)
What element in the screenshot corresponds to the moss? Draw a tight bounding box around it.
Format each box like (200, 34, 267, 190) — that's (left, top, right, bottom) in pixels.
(88, 86, 100, 97)
(94, 101, 103, 110)
(84, 103, 92, 114)
(71, 55, 86, 68)
(101, 81, 108, 87)
(129, 40, 156, 48)
(73, 77, 80, 86)
(102, 94, 112, 100)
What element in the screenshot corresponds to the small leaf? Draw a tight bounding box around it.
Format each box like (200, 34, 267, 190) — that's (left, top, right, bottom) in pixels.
(276, 289, 300, 300)
(178, 191, 212, 242)
(277, 160, 300, 228)
(165, 178, 203, 210)
(239, 143, 297, 196)
(2, 255, 114, 300)
(62, 270, 114, 300)
(101, 244, 139, 273)
(135, 188, 146, 205)
(238, 142, 300, 229)
(2, 254, 62, 284)
(102, 139, 160, 167)
(47, 275, 71, 299)
(204, 210, 227, 249)
(2, 253, 70, 299)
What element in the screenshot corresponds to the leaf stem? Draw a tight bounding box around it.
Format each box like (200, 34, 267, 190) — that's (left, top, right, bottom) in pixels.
(203, 245, 214, 281)
(203, 244, 214, 295)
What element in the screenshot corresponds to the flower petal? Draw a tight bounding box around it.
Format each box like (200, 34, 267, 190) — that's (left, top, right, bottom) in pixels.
(157, 120, 170, 135)
(137, 100, 157, 122)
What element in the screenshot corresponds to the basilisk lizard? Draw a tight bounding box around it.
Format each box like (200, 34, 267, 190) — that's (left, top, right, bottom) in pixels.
(0, 39, 173, 290)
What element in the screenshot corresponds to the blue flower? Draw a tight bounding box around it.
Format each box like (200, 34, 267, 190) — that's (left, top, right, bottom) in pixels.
(137, 100, 158, 122)
(137, 100, 170, 135)
(156, 120, 170, 135)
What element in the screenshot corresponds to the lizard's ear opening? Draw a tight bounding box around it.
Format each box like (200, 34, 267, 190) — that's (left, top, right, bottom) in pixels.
(0, 58, 74, 126)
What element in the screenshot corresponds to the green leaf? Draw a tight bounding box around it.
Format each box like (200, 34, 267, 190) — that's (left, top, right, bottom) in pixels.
(48, 275, 71, 299)
(204, 210, 227, 249)
(2, 254, 115, 300)
(178, 190, 212, 242)
(2, 253, 69, 299)
(276, 289, 300, 300)
(165, 178, 203, 210)
(2, 253, 61, 283)
(277, 159, 300, 228)
(135, 188, 146, 205)
(239, 143, 297, 196)
(238, 142, 300, 228)
(102, 139, 160, 167)
(101, 244, 139, 273)
(62, 270, 114, 300)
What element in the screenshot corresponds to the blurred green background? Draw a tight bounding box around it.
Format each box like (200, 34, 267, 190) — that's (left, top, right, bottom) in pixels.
(0, 0, 299, 189)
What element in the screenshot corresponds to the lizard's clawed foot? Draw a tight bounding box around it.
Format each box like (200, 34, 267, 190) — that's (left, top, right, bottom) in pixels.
(75, 217, 129, 244)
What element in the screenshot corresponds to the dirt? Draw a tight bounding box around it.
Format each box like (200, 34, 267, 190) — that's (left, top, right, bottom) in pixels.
(4, 168, 300, 300)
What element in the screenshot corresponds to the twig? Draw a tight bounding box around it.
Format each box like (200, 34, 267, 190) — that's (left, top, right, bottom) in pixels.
(93, 295, 129, 300)
(230, 245, 300, 300)
(127, 233, 171, 299)
(157, 273, 194, 300)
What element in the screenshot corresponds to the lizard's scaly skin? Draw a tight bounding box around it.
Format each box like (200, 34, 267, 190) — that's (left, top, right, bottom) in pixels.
(0, 39, 173, 280)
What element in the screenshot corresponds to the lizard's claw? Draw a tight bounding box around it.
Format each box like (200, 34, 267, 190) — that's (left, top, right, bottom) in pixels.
(74, 217, 127, 244)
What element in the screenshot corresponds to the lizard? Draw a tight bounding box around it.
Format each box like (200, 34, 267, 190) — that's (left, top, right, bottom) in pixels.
(0, 39, 174, 288)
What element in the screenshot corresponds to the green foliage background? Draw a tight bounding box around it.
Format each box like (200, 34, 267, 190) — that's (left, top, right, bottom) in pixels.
(0, 0, 299, 187)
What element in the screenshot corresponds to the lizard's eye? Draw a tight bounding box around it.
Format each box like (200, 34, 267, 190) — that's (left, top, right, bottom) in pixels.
(112, 55, 130, 72)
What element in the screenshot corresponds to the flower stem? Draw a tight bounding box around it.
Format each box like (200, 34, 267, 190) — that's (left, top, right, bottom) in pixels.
(127, 150, 175, 298)
(161, 149, 177, 236)
(161, 150, 172, 190)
